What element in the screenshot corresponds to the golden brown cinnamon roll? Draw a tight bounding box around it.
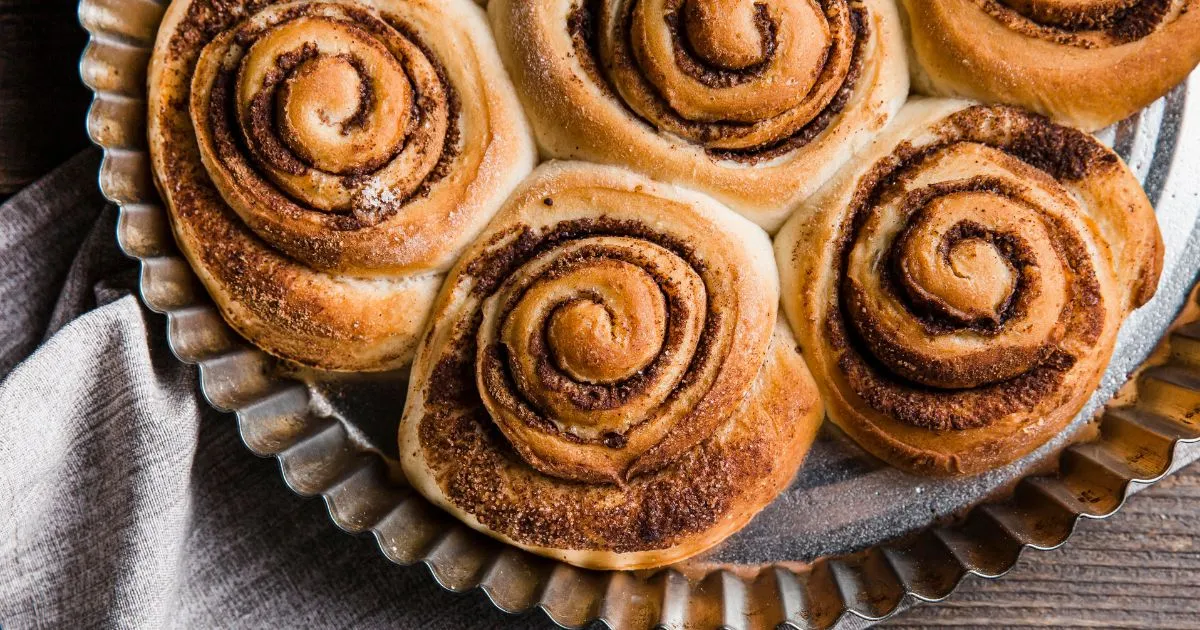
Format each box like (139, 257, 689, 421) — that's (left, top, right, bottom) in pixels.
(148, 0, 535, 370)
(774, 100, 1163, 476)
(399, 162, 824, 569)
(488, 0, 909, 231)
(900, 0, 1200, 130)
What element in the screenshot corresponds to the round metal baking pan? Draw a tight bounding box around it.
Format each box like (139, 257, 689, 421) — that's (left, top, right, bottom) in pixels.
(79, 0, 1200, 626)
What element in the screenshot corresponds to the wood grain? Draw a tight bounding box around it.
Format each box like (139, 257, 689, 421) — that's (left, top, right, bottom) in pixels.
(0, 0, 91, 194)
(887, 460, 1200, 629)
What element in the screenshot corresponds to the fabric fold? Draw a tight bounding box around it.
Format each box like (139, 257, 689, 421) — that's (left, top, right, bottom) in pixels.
(0, 150, 511, 629)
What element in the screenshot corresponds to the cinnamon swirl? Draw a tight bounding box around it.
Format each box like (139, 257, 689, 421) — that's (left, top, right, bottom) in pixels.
(147, 0, 535, 371)
(399, 162, 824, 569)
(774, 100, 1163, 475)
(489, 0, 909, 232)
(900, 0, 1200, 130)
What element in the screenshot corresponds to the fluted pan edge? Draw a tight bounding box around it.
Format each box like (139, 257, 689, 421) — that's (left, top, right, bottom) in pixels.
(79, 0, 1200, 627)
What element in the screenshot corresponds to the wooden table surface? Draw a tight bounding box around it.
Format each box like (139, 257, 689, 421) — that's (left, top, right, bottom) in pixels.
(3, 2, 1196, 627)
(887, 461, 1200, 628)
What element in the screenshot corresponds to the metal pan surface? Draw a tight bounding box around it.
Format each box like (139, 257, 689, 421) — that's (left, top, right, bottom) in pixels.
(79, 1, 1200, 625)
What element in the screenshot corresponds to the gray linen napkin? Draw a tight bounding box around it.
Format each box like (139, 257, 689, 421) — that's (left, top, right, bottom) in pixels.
(0, 150, 540, 629)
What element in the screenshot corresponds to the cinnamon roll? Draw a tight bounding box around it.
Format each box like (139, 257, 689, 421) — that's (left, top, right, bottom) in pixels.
(488, 0, 909, 232)
(147, 0, 535, 371)
(774, 100, 1163, 476)
(900, 0, 1200, 130)
(399, 162, 824, 569)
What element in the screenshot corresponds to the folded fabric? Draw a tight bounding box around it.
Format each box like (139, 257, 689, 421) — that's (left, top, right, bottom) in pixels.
(0, 150, 521, 629)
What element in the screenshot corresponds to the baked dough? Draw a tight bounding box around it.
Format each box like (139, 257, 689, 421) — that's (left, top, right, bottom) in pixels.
(900, 0, 1200, 130)
(774, 99, 1163, 475)
(489, 0, 909, 231)
(148, 0, 535, 370)
(399, 162, 824, 569)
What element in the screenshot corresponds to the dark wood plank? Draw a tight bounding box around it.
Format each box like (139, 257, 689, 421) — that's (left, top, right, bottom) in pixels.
(887, 460, 1200, 629)
(0, 0, 92, 194)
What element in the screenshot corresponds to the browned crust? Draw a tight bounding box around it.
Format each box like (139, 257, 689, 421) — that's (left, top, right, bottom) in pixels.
(900, 0, 1200, 130)
(488, 0, 909, 232)
(412, 328, 819, 563)
(593, 0, 861, 153)
(146, 0, 535, 371)
(775, 99, 1163, 476)
(399, 163, 824, 569)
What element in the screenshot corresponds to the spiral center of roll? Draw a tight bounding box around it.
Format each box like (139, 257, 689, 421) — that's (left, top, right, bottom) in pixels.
(286, 56, 363, 134)
(603, 0, 852, 140)
(492, 251, 686, 437)
(825, 113, 1122, 433)
(205, 7, 452, 217)
(845, 167, 1074, 392)
(897, 193, 1029, 328)
(240, 17, 416, 181)
(473, 233, 725, 483)
(682, 0, 769, 69)
(273, 51, 409, 175)
(945, 238, 1016, 318)
(548, 287, 666, 385)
